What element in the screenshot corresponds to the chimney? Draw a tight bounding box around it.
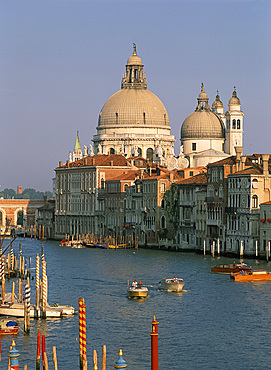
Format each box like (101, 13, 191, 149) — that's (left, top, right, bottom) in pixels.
(170, 172, 174, 182)
(240, 156, 246, 171)
(235, 146, 243, 171)
(59, 161, 62, 167)
(262, 154, 270, 176)
(110, 161, 114, 167)
(140, 168, 144, 179)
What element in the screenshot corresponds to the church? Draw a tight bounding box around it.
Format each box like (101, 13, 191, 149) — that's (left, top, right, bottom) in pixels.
(69, 44, 244, 170)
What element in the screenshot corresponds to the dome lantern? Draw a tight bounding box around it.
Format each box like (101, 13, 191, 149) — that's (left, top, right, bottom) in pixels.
(121, 44, 147, 89)
(196, 83, 210, 110)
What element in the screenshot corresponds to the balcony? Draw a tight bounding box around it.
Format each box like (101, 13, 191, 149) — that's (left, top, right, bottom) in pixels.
(225, 207, 237, 214)
(205, 197, 214, 203)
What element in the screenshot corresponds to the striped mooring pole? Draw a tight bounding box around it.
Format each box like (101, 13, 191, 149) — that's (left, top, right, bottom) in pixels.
(150, 316, 159, 370)
(42, 260, 47, 319)
(8, 340, 20, 370)
(24, 284, 31, 333)
(36, 331, 41, 370)
(78, 298, 87, 369)
(35, 254, 40, 318)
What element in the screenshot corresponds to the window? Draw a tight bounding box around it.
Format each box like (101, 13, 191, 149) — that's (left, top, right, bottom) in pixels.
(190, 171, 193, 177)
(101, 178, 105, 189)
(161, 199, 165, 208)
(116, 113, 118, 124)
(160, 183, 166, 193)
(232, 119, 236, 129)
(252, 195, 258, 208)
(237, 119, 241, 129)
(192, 143, 196, 151)
(161, 216, 166, 229)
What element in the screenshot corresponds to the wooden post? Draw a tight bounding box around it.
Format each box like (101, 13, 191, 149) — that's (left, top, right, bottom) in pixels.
(42, 335, 45, 369)
(53, 346, 58, 370)
(44, 352, 49, 370)
(93, 349, 97, 369)
(150, 316, 159, 370)
(31, 225, 33, 238)
(102, 345, 106, 370)
(0, 333, 1, 362)
(2, 275, 5, 303)
(203, 240, 206, 256)
(19, 278, 22, 303)
(39, 225, 41, 240)
(255, 240, 258, 258)
(34, 225, 37, 239)
(23, 225, 25, 238)
(42, 226, 45, 240)
(36, 331, 41, 370)
(12, 282, 15, 303)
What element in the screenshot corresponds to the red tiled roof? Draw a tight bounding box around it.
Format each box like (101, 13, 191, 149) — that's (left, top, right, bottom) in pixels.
(61, 154, 130, 168)
(175, 173, 207, 185)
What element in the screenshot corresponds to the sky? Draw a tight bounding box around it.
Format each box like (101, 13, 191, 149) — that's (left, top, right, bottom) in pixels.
(1, 0, 270, 192)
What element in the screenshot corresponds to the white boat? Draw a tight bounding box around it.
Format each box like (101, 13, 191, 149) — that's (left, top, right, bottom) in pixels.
(127, 281, 148, 298)
(0, 302, 75, 318)
(159, 277, 185, 292)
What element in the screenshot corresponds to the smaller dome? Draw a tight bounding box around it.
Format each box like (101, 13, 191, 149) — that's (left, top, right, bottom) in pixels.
(197, 83, 208, 102)
(127, 54, 143, 66)
(229, 88, 240, 105)
(127, 43, 142, 65)
(212, 91, 223, 109)
(181, 110, 224, 139)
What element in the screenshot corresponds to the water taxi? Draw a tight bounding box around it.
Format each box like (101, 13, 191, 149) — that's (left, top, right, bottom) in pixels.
(158, 277, 185, 292)
(211, 263, 251, 274)
(231, 270, 271, 281)
(0, 318, 19, 335)
(127, 281, 148, 298)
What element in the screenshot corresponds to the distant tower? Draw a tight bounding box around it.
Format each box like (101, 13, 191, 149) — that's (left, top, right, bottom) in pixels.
(73, 131, 83, 161)
(17, 186, 22, 195)
(225, 88, 244, 155)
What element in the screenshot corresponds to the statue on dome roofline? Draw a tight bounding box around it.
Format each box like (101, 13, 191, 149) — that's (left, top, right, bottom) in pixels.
(84, 145, 88, 157)
(89, 144, 94, 156)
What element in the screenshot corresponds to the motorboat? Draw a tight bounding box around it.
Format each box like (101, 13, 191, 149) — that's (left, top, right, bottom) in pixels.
(158, 277, 185, 292)
(211, 263, 251, 274)
(0, 318, 19, 335)
(127, 281, 148, 299)
(231, 270, 271, 282)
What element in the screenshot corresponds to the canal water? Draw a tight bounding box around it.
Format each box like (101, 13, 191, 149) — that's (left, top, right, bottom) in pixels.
(1, 237, 271, 369)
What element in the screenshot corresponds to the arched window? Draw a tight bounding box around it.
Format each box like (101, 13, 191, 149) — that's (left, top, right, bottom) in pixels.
(143, 112, 146, 124)
(146, 148, 153, 162)
(232, 119, 236, 129)
(237, 119, 241, 129)
(161, 199, 165, 208)
(101, 178, 105, 189)
(116, 112, 118, 124)
(17, 210, 24, 226)
(109, 148, 115, 155)
(252, 195, 258, 208)
(138, 147, 142, 157)
(161, 216, 166, 229)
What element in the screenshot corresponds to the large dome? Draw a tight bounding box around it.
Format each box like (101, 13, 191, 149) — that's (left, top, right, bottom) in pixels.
(98, 88, 169, 127)
(181, 110, 224, 139)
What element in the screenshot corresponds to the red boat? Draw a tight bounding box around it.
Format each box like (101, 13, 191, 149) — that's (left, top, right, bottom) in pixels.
(211, 263, 252, 274)
(0, 318, 19, 335)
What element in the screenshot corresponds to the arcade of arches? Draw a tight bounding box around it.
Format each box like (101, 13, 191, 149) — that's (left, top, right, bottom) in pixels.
(0, 199, 45, 227)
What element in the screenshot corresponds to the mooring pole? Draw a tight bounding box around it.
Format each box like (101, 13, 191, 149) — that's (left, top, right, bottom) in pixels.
(150, 316, 159, 370)
(36, 254, 40, 318)
(36, 331, 41, 370)
(8, 340, 20, 370)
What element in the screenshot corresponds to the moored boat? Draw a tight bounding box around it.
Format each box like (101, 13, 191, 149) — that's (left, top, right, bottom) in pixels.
(211, 263, 251, 274)
(158, 277, 185, 292)
(127, 280, 148, 298)
(231, 270, 271, 281)
(0, 318, 19, 335)
(0, 302, 75, 318)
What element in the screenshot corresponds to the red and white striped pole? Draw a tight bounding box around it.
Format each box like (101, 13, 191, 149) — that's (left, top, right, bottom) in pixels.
(150, 316, 159, 370)
(78, 298, 87, 369)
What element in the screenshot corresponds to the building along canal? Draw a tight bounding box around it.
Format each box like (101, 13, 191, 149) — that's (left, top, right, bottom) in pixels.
(1, 237, 271, 369)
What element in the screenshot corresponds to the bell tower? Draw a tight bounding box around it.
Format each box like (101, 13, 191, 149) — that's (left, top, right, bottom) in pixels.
(225, 88, 244, 155)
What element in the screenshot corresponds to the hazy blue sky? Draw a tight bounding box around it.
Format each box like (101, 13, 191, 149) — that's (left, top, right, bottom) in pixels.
(1, 0, 270, 191)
